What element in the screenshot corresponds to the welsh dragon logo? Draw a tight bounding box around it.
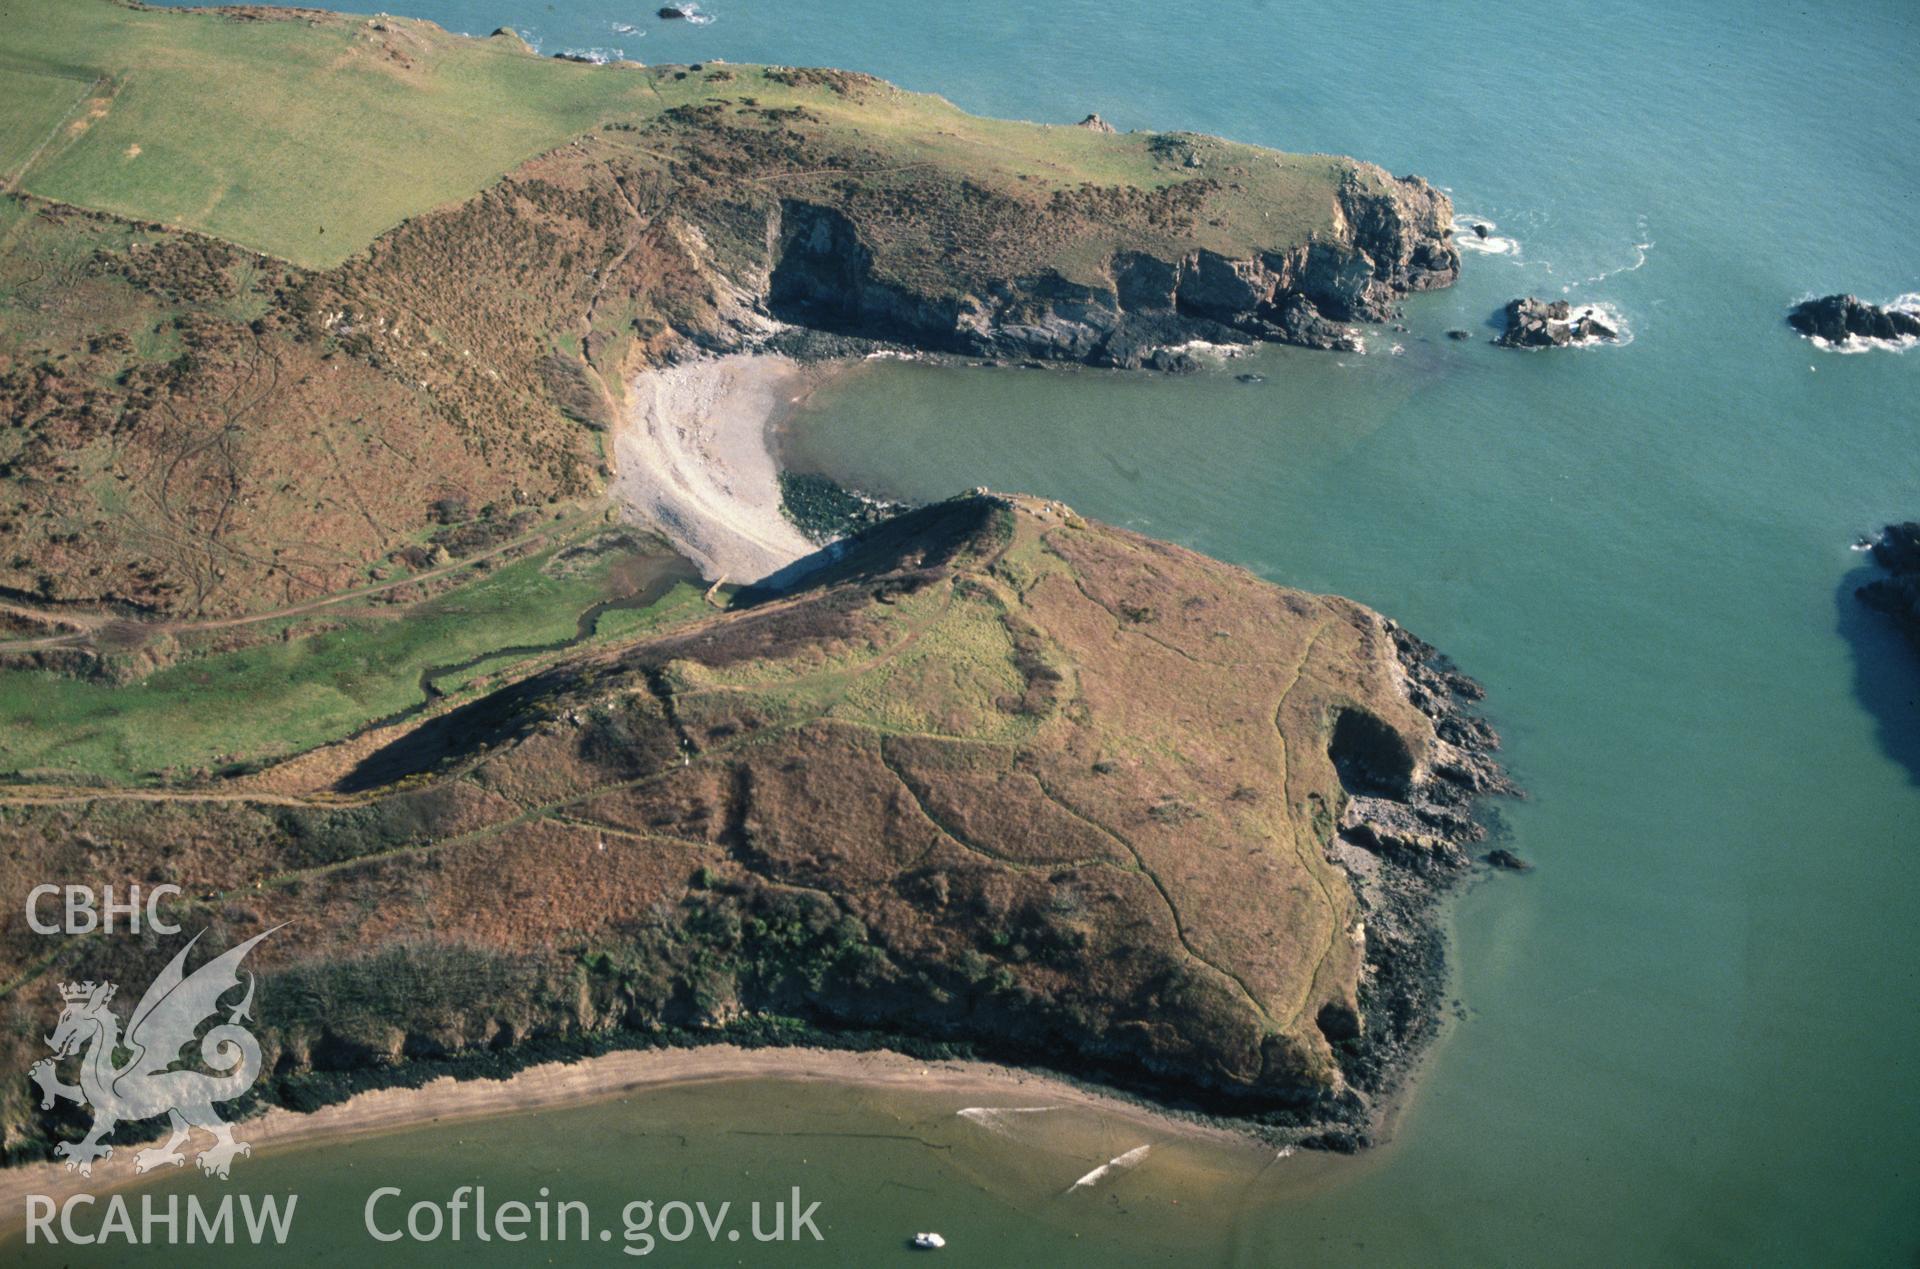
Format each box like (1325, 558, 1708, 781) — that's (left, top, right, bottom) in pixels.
(28, 926, 279, 1180)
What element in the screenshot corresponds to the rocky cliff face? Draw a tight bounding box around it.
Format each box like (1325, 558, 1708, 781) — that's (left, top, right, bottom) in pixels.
(764, 167, 1459, 369)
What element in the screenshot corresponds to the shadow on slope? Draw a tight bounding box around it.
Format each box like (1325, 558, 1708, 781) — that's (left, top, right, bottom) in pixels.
(337, 496, 1008, 793)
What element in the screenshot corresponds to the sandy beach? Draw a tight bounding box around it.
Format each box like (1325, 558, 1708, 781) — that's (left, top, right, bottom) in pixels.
(611, 353, 823, 585)
(0, 1044, 1263, 1227)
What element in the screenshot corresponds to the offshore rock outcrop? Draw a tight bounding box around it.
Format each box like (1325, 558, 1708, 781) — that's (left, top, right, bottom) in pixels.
(765, 168, 1459, 369)
(1494, 297, 1618, 349)
(1858, 522, 1920, 653)
(1789, 295, 1920, 346)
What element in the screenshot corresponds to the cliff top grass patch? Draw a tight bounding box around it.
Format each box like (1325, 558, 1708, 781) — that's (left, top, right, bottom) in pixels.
(781, 94, 1352, 267)
(1, 0, 666, 266)
(0, 524, 703, 784)
(0, 65, 98, 186)
(3, 0, 1352, 271)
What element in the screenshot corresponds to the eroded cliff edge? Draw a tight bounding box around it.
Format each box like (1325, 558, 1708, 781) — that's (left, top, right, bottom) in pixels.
(763, 163, 1458, 366)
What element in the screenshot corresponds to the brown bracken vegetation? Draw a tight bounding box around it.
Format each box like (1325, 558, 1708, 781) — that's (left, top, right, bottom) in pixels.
(0, 496, 1505, 1152)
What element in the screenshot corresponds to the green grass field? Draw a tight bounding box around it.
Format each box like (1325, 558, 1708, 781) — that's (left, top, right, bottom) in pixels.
(0, 536, 707, 783)
(1, 0, 667, 265)
(0, 65, 95, 186)
(1, 0, 1342, 269)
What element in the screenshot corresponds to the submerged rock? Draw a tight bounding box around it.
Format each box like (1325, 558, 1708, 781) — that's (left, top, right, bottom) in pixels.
(1494, 297, 1618, 349)
(1445, 329, 1473, 341)
(1787, 294, 1920, 345)
(1486, 848, 1532, 871)
(1857, 522, 1920, 656)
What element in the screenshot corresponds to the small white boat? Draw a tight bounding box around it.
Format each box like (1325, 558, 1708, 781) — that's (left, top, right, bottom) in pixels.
(911, 1231, 946, 1250)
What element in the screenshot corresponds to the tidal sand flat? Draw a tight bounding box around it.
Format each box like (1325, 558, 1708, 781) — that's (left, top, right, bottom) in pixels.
(0, 1045, 1274, 1233)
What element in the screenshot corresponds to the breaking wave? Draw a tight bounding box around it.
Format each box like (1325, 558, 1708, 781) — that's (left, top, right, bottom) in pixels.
(1566, 243, 1653, 288)
(955, 1106, 1058, 1137)
(1575, 218, 1654, 285)
(1065, 1144, 1151, 1192)
(1564, 301, 1632, 347)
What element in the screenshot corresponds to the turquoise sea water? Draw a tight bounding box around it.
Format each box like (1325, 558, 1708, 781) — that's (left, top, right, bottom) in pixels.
(94, 2, 1920, 1263)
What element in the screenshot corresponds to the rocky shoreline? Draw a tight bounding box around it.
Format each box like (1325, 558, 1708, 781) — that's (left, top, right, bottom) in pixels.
(1310, 623, 1519, 1147)
(0, 16, 1504, 1162)
(760, 169, 1459, 372)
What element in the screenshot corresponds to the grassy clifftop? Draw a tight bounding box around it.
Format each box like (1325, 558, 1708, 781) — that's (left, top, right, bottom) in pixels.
(0, 495, 1505, 1150)
(1, 1, 654, 267)
(1, 0, 1354, 270)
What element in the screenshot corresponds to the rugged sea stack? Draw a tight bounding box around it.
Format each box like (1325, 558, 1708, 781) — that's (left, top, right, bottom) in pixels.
(1858, 522, 1920, 653)
(1789, 294, 1920, 345)
(1494, 297, 1618, 349)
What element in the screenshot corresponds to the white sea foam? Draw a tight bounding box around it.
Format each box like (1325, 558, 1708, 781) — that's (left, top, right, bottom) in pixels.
(1574, 232, 1651, 289)
(1564, 301, 1632, 347)
(560, 47, 626, 64)
(956, 1105, 1058, 1133)
(1809, 333, 1916, 354)
(1451, 214, 1519, 257)
(611, 22, 641, 34)
(1164, 338, 1247, 359)
(1066, 1144, 1151, 1192)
